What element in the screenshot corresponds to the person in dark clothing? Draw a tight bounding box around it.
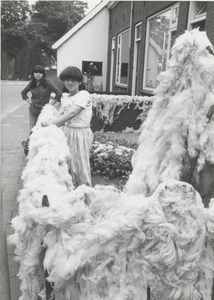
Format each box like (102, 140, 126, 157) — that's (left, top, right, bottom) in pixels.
(21, 65, 62, 155)
(21, 65, 62, 129)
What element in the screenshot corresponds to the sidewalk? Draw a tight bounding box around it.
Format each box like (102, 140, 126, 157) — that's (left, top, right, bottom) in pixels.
(1, 103, 29, 300)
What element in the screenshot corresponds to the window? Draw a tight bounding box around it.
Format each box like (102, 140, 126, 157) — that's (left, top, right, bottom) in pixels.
(82, 61, 103, 76)
(188, 1, 207, 31)
(143, 4, 179, 91)
(110, 37, 116, 91)
(135, 23, 142, 41)
(132, 22, 142, 95)
(116, 29, 130, 86)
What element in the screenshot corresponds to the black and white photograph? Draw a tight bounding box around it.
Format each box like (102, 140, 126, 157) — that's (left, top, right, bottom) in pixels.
(1, 1, 214, 299)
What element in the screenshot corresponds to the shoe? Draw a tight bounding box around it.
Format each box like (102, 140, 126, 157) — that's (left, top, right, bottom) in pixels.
(21, 141, 29, 156)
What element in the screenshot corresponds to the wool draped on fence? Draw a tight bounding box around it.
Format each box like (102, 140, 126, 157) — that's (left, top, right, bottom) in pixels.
(8, 104, 214, 300)
(8, 28, 214, 300)
(90, 94, 155, 128)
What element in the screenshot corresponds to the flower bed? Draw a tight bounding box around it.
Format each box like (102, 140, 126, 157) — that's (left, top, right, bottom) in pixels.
(90, 132, 138, 185)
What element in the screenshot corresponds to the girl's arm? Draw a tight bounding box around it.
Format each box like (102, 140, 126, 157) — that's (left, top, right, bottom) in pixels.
(21, 82, 31, 101)
(42, 105, 83, 127)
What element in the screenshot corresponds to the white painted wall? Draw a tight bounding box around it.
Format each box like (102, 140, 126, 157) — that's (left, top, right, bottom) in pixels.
(56, 7, 109, 91)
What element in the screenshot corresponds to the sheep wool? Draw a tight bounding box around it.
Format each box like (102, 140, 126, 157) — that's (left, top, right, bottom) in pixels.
(9, 29, 214, 300)
(9, 104, 74, 300)
(124, 29, 214, 205)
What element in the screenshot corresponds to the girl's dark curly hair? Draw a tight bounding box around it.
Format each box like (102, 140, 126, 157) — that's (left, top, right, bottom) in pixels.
(30, 65, 47, 88)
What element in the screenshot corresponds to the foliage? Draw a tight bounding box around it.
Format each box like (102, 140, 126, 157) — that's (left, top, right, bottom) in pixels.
(1, 1, 30, 54)
(1, 0, 88, 79)
(90, 132, 139, 185)
(1, 25, 27, 54)
(93, 131, 139, 150)
(83, 62, 98, 92)
(90, 140, 135, 181)
(90, 126, 140, 189)
(30, 1, 87, 55)
(1, 1, 30, 29)
(52, 76, 64, 92)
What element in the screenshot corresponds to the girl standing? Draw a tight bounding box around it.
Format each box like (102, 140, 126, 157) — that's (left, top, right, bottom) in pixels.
(42, 66, 94, 187)
(21, 65, 62, 129)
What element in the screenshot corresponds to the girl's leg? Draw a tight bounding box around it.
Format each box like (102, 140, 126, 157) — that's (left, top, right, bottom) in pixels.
(29, 109, 38, 130)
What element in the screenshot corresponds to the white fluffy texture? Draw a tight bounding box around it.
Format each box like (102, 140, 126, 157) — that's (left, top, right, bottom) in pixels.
(91, 94, 154, 125)
(205, 198, 214, 240)
(124, 29, 214, 197)
(9, 104, 74, 300)
(16, 180, 212, 300)
(9, 30, 214, 300)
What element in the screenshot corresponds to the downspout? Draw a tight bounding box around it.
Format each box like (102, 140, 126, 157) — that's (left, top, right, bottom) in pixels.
(127, 1, 134, 95)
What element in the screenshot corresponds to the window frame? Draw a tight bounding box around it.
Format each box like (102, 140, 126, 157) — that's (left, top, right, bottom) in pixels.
(115, 28, 130, 87)
(110, 36, 116, 92)
(132, 22, 142, 95)
(187, 1, 207, 30)
(135, 22, 142, 42)
(143, 3, 179, 93)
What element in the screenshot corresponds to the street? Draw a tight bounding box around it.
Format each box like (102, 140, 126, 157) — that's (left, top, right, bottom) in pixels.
(1, 80, 30, 300)
(1, 81, 29, 120)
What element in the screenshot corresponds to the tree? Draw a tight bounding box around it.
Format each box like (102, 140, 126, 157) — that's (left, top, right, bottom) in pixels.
(1, 1, 30, 29)
(30, 1, 88, 54)
(1, 0, 88, 79)
(1, 1, 30, 51)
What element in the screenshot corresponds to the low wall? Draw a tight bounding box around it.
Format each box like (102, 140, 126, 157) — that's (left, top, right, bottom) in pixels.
(90, 94, 155, 132)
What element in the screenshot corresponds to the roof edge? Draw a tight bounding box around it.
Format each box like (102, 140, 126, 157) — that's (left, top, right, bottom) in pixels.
(52, 1, 109, 50)
(107, 1, 119, 10)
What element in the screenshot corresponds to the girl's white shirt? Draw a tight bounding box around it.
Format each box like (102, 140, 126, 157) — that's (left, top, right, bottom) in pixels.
(60, 90, 92, 127)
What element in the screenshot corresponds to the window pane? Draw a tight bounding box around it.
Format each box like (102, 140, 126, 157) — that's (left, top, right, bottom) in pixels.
(146, 11, 170, 88)
(120, 30, 129, 84)
(136, 24, 142, 40)
(116, 47, 120, 82)
(82, 61, 103, 76)
(172, 6, 179, 24)
(116, 30, 130, 85)
(195, 2, 207, 16)
(170, 30, 177, 49)
(192, 20, 206, 31)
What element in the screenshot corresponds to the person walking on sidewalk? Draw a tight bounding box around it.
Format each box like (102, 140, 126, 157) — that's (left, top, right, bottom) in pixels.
(41, 66, 94, 187)
(21, 65, 62, 130)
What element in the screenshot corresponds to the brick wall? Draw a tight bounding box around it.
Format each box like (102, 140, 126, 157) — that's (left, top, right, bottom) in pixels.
(91, 103, 143, 132)
(90, 93, 154, 132)
(177, 1, 190, 36)
(109, 1, 131, 37)
(108, 1, 131, 94)
(206, 2, 214, 45)
(145, 1, 175, 18)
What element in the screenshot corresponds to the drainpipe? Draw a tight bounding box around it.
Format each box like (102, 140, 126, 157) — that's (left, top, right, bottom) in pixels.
(127, 1, 134, 95)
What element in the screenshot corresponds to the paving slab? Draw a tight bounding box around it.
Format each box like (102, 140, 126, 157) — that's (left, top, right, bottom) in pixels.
(1, 102, 29, 300)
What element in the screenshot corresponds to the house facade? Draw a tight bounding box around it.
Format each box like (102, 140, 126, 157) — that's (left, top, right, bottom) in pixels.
(52, 1, 110, 91)
(107, 1, 214, 96)
(53, 1, 214, 96)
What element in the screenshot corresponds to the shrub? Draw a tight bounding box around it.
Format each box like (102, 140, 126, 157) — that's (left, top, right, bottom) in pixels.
(93, 131, 139, 150)
(90, 133, 138, 179)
